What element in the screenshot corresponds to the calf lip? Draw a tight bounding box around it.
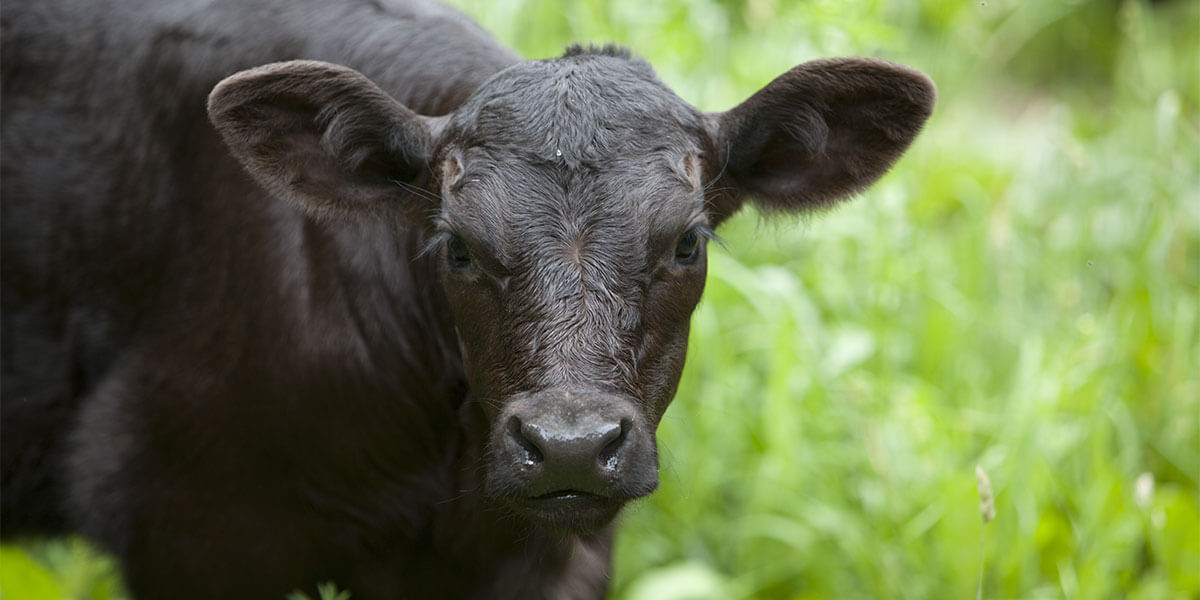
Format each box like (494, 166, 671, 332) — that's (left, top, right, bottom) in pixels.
(516, 490, 624, 534)
(530, 489, 601, 502)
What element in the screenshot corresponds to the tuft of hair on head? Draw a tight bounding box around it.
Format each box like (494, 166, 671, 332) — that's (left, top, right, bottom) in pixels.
(562, 43, 633, 60)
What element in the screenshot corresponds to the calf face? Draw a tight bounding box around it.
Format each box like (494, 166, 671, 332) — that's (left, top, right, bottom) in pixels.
(207, 46, 934, 533)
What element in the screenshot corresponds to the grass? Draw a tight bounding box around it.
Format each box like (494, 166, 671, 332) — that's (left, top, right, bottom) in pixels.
(3, 0, 1197, 598)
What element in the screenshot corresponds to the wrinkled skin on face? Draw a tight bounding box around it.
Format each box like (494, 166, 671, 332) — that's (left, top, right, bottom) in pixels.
(431, 51, 714, 529)
(208, 45, 935, 534)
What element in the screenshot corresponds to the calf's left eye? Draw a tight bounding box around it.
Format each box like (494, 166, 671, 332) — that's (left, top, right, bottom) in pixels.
(674, 229, 701, 262)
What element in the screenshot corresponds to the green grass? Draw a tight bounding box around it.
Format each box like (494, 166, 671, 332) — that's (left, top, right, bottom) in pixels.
(3, 0, 1197, 598)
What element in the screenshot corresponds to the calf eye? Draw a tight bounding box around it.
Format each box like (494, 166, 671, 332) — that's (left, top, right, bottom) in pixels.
(674, 228, 701, 263)
(446, 235, 471, 267)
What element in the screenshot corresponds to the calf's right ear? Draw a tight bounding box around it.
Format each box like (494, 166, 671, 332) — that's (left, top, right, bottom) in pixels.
(207, 60, 444, 222)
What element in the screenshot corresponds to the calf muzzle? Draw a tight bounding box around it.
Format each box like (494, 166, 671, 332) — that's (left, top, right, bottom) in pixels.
(486, 389, 658, 532)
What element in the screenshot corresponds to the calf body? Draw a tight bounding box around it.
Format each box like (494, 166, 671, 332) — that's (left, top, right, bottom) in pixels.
(0, 0, 934, 597)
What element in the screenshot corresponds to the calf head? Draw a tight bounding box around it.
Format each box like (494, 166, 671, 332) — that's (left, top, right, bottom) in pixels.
(207, 46, 934, 533)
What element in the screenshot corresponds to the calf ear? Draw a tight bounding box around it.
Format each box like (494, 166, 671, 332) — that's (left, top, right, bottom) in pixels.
(705, 58, 935, 224)
(207, 60, 442, 221)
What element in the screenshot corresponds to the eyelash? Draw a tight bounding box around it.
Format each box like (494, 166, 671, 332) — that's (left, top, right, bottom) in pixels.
(417, 230, 459, 261)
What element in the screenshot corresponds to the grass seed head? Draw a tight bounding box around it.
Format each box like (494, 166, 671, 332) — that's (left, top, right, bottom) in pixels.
(976, 465, 995, 524)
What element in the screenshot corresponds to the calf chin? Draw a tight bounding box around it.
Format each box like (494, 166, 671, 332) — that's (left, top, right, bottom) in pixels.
(483, 390, 659, 533)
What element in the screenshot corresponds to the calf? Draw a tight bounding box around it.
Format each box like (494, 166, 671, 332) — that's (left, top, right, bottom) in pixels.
(0, 0, 934, 597)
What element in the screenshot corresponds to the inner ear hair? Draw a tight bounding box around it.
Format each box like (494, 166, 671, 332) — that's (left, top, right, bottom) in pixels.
(441, 149, 466, 190)
(682, 152, 704, 195)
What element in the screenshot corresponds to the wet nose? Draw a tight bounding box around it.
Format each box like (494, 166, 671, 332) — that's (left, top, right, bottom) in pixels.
(510, 415, 626, 469)
(503, 403, 634, 495)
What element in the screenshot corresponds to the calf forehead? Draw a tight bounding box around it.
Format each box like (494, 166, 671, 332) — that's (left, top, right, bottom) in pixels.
(439, 51, 708, 267)
(449, 51, 706, 166)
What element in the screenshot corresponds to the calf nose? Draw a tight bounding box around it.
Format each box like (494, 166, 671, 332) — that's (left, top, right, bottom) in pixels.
(487, 391, 659, 503)
(505, 413, 631, 494)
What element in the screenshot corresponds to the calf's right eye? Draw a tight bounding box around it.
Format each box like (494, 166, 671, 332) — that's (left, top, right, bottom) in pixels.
(446, 235, 471, 267)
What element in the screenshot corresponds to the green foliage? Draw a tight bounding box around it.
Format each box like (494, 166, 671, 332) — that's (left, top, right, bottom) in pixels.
(2, 0, 1196, 598)
(287, 582, 353, 600)
(0, 539, 124, 599)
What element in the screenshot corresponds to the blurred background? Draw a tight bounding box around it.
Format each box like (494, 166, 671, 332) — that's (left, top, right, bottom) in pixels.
(2, 0, 1196, 598)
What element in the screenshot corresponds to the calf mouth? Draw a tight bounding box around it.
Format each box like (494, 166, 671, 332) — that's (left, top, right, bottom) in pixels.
(515, 490, 625, 533)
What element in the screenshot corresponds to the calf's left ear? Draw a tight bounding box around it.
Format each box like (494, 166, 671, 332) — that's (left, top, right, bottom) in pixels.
(705, 58, 935, 224)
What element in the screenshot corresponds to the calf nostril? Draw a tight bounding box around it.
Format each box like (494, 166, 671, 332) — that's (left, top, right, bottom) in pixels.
(507, 417, 543, 465)
(597, 418, 631, 468)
